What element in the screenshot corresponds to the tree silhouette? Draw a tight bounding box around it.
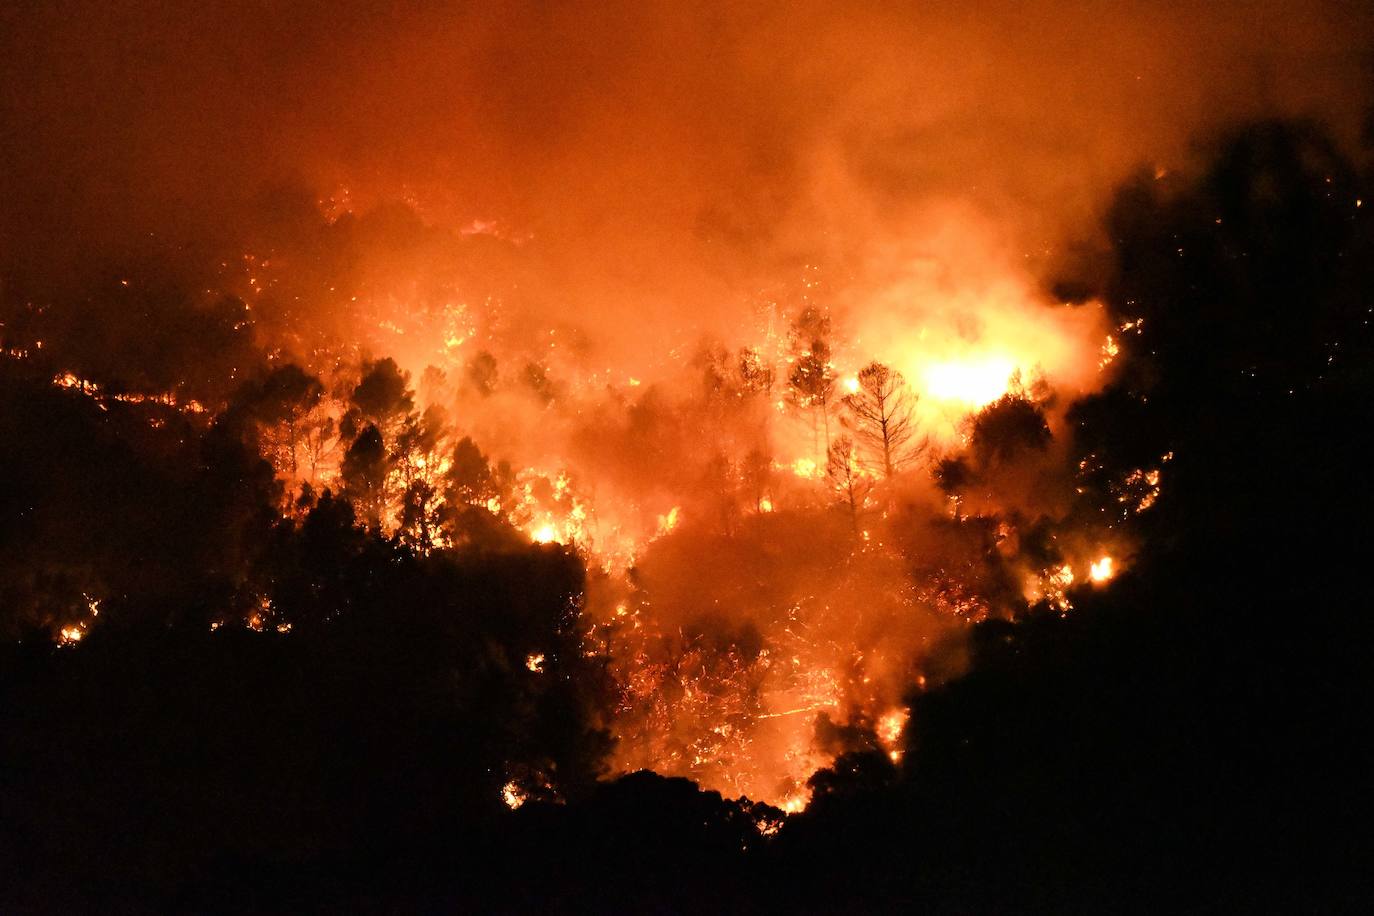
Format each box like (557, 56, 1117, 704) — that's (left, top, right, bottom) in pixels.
(789, 339, 836, 459)
(737, 347, 774, 394)
(394, 407, 447, 551)
(466, 350, 498, 397)
(237, 363, 324, 478)
(350, 357, 414, 435)
(341, 424, 391, 530)
(827, 435, 871, 531)
(524, 362, 555, 404)
(446, 436, 496, 507)
(970, 394, 1051, 468)
(841, 361, 920, 478)
(741, 446, 774, 513)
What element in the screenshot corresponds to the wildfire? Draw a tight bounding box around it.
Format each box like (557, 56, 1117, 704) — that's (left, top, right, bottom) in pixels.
(8, 233, 1133, 812)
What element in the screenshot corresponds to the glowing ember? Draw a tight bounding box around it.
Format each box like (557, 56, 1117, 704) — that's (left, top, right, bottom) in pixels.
(57, 625, 84, 647)
(1032, 563, 1076, 613)
(756, 815, 784, 837)
(1100, 334, 1120, 368)
(500, 780, 527, 810)
(526, 653, 545, 673)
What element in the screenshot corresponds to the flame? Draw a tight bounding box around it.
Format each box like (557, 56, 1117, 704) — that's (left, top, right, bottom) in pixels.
(500, 780, 528, 810)
(1100, 334, 1120, 368)
(922, 356, 1017, 407)
(1027, 563, 1077, 613)
(877, 708, 909, 762)
(1089, 556, 1115, 583)
(526, 653, 546, 673)
(656, 506, 681, 535)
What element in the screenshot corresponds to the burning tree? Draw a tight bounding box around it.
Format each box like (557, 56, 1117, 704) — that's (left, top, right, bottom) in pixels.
(788, 340, 836, 460)
(237, 363, 324, 480)
(737, 347, 774, 395)
(341, 424, 391, 530)
(841, 361, 921, 478)
(827, 435, 871, 530)
(787, 307, 837, 460)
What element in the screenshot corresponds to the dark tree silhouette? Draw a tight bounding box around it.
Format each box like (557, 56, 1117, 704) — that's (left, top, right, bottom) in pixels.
(340, 424, 390, 530)
(466, 350, 498, 396)
(446, 436, 496, 506)
(789, 339, 836, 459)
(969, 394, 1051, 467)
(236, 363, 324, 477)
(523, 361, 555, 404)
(350, 357, 414, 434)
(826, 435, 871, 530)
(841, 361, 920, 478)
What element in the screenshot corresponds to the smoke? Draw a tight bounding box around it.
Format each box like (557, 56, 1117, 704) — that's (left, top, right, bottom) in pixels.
(4, 1, 1371, 351)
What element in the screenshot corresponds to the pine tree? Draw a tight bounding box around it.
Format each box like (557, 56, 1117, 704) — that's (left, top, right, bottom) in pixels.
(841, 361, 920, 478)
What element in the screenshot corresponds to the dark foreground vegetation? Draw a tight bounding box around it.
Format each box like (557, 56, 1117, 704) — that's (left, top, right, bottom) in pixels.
(4, 121, 1373, 913)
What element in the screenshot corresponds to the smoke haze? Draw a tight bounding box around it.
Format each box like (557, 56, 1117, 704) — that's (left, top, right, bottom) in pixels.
(4, 1, 1371, 356)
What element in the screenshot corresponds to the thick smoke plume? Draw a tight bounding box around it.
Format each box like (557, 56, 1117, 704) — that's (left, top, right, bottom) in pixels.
(4, 1, 1371, 336)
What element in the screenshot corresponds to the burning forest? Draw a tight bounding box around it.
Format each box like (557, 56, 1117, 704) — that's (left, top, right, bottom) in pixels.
(3, 2, 1374, 913)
